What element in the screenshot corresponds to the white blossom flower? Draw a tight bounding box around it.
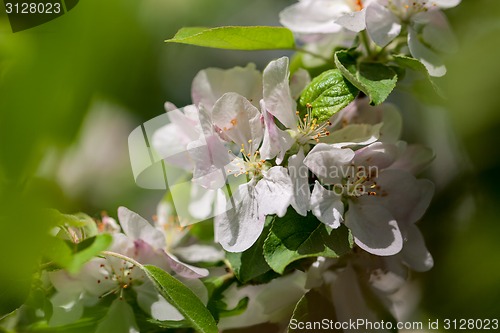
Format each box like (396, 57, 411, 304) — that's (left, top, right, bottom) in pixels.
(366, 0, 460, 76)
(280, 0, 376, 35)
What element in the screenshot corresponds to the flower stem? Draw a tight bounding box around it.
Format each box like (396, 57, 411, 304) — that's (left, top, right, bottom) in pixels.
(294, 47, 333, 64)
(102, 251, 144, 269)
(359, 30, 374, 58)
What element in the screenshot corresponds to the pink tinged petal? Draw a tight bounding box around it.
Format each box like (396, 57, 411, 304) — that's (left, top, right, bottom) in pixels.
(260, 102, 294, 164)
(400, 224, 434, 271)
(335, 8, 367, 32)
(353, 142, 399, 169)
(263, 57, 298, 130)
(95, 299, 140, 333)
(288, 149, 310, 216)
(255, 166, 294, 218)
(212, 92, 263, 153)
(310, 181, 343, 228)
(366, 2, 402, 47)
(164, 251, 209, 279)
(303, 143, 355, 184)
(174, 244, 225, 263)
(345, 202, 403, 256)
(188, 133, 231, 190)
(290, 68, 311, 100)
(408, 27, 446, 77)
(215, 180, 265, 252)
(389, 143, 435, 175)
(279, 0, 345, 34)
(380, 103, 402, 142)
(191, 63, 262, 110)
(118, 207, 166, 249)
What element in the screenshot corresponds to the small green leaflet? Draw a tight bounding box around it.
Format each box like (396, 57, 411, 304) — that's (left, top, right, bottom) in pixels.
(299, 69, 359, 123)
(143, 265, 218, 333)
(334, 50, 397, 105)
(288, 289, 338, 333)
(263, 209, 353, 274)
(166, 26, 296, 50)
(391, 54, 444, 97)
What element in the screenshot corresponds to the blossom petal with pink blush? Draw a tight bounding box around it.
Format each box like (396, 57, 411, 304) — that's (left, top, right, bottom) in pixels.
(164, 252, 209, 278)
(400, 224, 434, 272)
(215, 180, 265, 252)
(279, 0, 346, 34)
(353, 142, 399, 170)
(414, 10, 458, 54)
(310, 181, 343, 229)
(118, 207, 166, 249)
(335, 8, 367, 32)
(212, 92, 263, 153)
(324, 123, 382, 147)
(431, 0, 461, 9)
(188, 133, 231, 190)
(345, 202, 403, 256)
(260, 103, 294, 164)
(263, 57, 298, 130)
(288, 148, 310, 216)
(408, 27, 446, 77)
(255, 166, 294, 218)
(191, 63, 262, 111)
(366, 2, 402, 47)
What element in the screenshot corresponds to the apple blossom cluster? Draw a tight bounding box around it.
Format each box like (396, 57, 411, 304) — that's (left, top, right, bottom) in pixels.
(3, 1, 461, 332)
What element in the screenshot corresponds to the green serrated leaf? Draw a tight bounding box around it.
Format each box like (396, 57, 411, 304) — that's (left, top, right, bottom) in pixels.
(143, 265, 218, 333)
(226, 216, 274, 283)
(66, 234, 112, 274)
(334, 50, 397, 105)
(299, 69, 359, 123)
(391, 54, 444, 97)
(263, 209, 353, 274)
(166, 26, 296, 50)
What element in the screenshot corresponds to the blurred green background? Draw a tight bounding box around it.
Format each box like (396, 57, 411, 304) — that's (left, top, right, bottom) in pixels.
(0, 0, 499, 330)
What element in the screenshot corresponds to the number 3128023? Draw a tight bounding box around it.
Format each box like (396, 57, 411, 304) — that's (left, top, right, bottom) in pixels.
(5, 2, 62, 14)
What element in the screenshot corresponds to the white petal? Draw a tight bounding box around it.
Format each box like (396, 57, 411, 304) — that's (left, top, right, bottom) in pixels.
(191, 63, 262, 110)
(49, 292, 84, 326)
(279, 0, 345, 34)
(135, 281, 184, 321)
(323, 123, 382, 147)
(345, 202, 403, 256)
(417, 10, 458, 54)
(353, 142, 399, 169)
(118, 207, 166, 249)
(95, 299, 140, 333)
(335, 8, 367, 32)
(400, 224, 434, 271)
(263, 57, 298, 130)
(288, 148, 310, 216)
(174, 244, 225, 263)
(303, 143, 355, 184)
(366, 2, 402, 47)
(389, 143, 434, 174)
(215, 180, 265, 252)
(408, 27, 446, 77)
(255, 166, 294, 218)
(431, 0, 461, 9)
(310, 181, 343, 228)
(212, 92, 263, 153)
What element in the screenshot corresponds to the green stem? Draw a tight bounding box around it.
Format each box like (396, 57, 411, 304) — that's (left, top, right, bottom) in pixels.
(102, 250, 144, 269)
(359, 30, 374, 58)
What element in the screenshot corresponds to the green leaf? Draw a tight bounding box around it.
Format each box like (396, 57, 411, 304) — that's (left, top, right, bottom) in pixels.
(263, 209, 353, 274)
(334, 50, 397, 105)
(299, 69, 359, 123)
(143, 265, 218, 333)
(288, 289, 338, 333)
(166, 26, 296, 50)
(66, 234, 113, 274)
(391, 54, 443, 97)
(226, 216, 274, 283)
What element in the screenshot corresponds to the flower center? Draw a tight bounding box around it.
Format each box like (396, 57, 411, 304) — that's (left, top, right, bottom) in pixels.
(386, 0, 433, 20)
(96, 260, 141, 300)
(296, 104, 331, 145)
(227, 141, 269, 179)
